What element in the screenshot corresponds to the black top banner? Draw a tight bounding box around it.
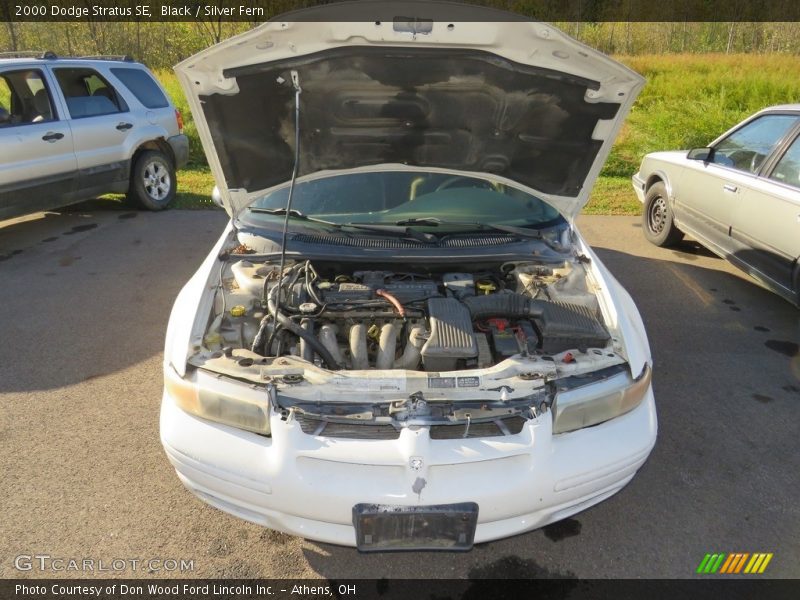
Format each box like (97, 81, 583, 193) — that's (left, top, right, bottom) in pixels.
(3, 0, 800, 23)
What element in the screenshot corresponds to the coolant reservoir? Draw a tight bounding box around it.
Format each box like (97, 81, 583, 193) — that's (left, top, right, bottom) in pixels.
(231, 260, 273, 296)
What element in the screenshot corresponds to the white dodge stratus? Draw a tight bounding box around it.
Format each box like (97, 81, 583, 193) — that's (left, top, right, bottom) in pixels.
(161, 3, 656, 551)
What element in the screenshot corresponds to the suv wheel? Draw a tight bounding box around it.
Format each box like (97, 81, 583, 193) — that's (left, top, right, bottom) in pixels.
(642, 182, 683, 247)
(128, 150, 176, 210)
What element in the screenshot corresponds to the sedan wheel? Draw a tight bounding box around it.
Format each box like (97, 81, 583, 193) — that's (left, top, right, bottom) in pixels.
(642, 182, 683, 247)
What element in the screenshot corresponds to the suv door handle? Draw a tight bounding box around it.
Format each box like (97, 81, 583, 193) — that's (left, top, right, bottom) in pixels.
(723, 184, 738, 193)
(116, 122, 133, 131)
(41, 132, 64, 142)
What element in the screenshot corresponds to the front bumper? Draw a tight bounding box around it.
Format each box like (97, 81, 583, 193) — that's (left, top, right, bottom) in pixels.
(631, 172, 646, 203)
(160, 386, 657, 547)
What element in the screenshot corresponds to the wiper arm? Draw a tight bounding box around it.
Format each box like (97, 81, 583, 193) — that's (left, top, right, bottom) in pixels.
(394, 218, 543, 239)
(248, 207, 303, 216)
(481, 222, 544, 239)
(342, 222, 439, 244)
(247, 207, 338, 226)
(394, 217, 443, 226)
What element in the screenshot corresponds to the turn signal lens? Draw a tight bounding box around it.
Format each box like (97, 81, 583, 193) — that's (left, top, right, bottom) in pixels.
(175, 109, 184, 134)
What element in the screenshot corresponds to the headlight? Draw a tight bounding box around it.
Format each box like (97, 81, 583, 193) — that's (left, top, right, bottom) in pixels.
(552, 364, 651, 434)
(164, 366, 271, 435)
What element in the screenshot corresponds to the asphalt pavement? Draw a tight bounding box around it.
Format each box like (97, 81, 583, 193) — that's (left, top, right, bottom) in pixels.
(0, 206, 798, 579)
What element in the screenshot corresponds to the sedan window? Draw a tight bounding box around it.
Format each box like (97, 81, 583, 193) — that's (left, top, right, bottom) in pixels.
(768, 135, 800, 190)
(712, 114, 798, 174)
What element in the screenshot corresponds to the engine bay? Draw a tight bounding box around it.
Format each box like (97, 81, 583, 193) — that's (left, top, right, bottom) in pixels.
(198, 255, 615, 374)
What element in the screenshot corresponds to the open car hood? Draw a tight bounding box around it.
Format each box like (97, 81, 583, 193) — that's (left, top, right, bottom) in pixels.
(175, 2, 643, 221)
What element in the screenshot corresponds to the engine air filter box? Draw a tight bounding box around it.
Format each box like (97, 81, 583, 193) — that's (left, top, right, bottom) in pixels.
(421, 298, 478, 371)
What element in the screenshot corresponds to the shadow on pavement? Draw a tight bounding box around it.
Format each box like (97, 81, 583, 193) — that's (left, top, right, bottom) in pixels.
(0, 207, 228, 392)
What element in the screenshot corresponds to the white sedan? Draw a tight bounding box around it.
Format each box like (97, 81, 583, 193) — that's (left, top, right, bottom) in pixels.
(633, 105, 800, 306)
(161, 4, 656, 551)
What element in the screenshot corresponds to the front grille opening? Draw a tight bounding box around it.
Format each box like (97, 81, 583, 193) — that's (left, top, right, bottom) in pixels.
(296, 414, 401, 440)
(429, 416, 528, 439)
(296, 413, 528, 440)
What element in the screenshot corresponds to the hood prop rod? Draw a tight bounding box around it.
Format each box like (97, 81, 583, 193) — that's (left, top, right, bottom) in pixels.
(263, 70, 303, 354)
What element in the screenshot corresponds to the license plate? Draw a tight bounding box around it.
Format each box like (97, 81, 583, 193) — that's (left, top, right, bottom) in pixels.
(353, 502, 479, 552)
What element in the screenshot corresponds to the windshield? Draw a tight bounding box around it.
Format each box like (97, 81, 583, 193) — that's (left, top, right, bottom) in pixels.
(246, 171, 563, 232)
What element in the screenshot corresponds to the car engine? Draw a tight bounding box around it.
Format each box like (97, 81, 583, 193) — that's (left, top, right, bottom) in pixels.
(201, 258, 612, 372)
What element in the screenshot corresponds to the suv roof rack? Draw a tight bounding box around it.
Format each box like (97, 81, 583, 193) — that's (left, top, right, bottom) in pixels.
(78, 55, 135, 62)
(0, 51, 57, 59)
(0, 51, 135, 62)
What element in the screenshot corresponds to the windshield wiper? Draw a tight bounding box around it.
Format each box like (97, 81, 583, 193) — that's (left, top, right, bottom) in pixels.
(394, 217, 445, 226)
(393, 217, 544, 239)
(247, 210, 440, 243)
(341, 222, 439, 244)
(247, 207, 338, 227)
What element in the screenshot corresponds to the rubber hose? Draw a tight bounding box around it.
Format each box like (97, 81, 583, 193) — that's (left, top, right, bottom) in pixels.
(299, 318, 315, 362)
(267, 288, 341, 370)
(251, 315, 273, 354)
(376, 289, 406, 317)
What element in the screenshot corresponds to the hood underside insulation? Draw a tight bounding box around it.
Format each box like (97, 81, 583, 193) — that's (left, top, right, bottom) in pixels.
(200, 46, 620, 198)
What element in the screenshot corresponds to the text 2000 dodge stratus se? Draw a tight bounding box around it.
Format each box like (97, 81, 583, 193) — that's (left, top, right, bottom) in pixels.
(161, 3, 656, 551)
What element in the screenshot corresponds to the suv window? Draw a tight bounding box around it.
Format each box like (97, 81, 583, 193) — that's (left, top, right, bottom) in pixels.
(0, 69, 56, 127)
(54, 67, 127, 118)
(0, 77, 10, 123)
(110, 68, 169, 109)
(712, 114, 798, 174)
(768, 135, 800, 190)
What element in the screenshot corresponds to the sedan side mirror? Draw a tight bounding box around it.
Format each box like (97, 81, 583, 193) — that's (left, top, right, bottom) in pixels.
(687, 147, 713, 162)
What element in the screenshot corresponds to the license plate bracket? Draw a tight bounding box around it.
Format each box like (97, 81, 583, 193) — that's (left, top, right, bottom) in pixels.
(353, 502, 479, 552)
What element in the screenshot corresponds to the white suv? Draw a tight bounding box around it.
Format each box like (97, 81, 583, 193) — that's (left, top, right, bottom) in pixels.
(0, 52, 188, 219)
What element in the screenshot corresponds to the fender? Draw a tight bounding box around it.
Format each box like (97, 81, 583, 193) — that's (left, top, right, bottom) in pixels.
(645, 169, 675, 204)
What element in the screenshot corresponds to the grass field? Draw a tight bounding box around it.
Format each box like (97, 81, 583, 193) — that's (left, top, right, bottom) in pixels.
(150, 54, 800, 214)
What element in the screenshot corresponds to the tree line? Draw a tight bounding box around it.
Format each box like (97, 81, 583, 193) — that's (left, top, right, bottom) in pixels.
(2, 20, 800, 68)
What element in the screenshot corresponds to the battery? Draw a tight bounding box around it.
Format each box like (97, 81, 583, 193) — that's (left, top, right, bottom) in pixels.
(487, 318, 521, 358)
